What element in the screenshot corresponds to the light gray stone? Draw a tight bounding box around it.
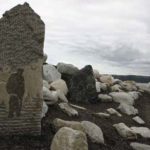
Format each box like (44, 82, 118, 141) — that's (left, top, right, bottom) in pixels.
(51, 127, 88, 150)
(130, 142, 150, 150)
(81, 121, 105, 144)
(132, 116, 145, 125)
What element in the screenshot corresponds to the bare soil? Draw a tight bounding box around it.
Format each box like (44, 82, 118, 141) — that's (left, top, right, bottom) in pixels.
(0, 93, 150, 150)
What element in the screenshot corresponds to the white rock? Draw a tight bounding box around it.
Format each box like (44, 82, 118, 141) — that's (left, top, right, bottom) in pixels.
(53, 118, 84, 131)
(112, 79, 122, 85)
(50, 79, 68, 95)
(107, 108, 122, 117)
(128, 91, 140, 100)
(111, 84, 122, 92)
(43, 80, 50, 89)
(136, 83, 150, 94)
(93, 112, 110, 118)
(133, 116, 145, 125)
(59, 103, 78, 117)
(118, 103, 138, 115)
(43, 87, 58, 104)
(81, 121, 105, 144)
(113, 123, 137, 139)
(51, 127, 88, 150)
(57, 62, 79, 75)
(43, 64, 61, 83)
(98, 94, 112, 102)
(109, 92, 135, 105)
(130, 142, 150, 150)
(96, 82, 101, 93)
(99, 75, 114, 85)
(121, 81, 138, 91)
(130, 127, 150, 138)
(41, 101, 48, 118)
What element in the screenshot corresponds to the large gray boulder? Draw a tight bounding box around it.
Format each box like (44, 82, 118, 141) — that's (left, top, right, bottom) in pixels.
(43, 64, 61, 83)
(57, 62, 79, 75)
(69, 65, 97, 103)
(51, 127, 88, 150)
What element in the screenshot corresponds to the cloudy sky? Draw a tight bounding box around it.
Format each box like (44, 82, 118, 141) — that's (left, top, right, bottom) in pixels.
(0, 0, 150, 75)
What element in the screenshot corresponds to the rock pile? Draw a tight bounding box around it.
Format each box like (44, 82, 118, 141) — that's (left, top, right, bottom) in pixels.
(42, 55, 150, 150)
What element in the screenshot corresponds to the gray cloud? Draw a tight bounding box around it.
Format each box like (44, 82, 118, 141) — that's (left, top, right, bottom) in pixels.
(0, 0, 150, 75)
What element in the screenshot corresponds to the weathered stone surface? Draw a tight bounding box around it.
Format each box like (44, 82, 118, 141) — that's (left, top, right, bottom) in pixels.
(69, 65, 97, 103)
(130, 127, 150, 138)
(43, 64, 61, 83)
(130, 142, 150, 150)
(58, 103, 78, 117)
(0, 3, 44, 135)
(57, 62, 79, 75)
(132, 116, 145, 125)
(113, 123, 137, 139)
(118, 103, 138, 115)
(107, 108, 122, 117)
(51, 127, 88, 150)
(81, 121, 105, 144)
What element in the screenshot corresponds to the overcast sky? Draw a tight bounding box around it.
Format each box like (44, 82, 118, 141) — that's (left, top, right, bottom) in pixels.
(0, 0, 150, 75)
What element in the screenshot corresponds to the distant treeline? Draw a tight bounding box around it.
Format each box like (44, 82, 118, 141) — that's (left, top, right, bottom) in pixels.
(112, 75, 150, 83)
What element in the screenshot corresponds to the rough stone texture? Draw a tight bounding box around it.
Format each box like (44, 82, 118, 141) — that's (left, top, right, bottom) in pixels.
(51, 127, 88, 150)
(0, 3, 44, 135)
(69, 65, 97, 103)
(130, 142, 150, 150)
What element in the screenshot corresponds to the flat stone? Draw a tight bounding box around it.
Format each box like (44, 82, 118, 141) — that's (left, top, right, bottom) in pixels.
(113, 123, 137, 139)
(118, 103, 138, 115)
(58, 103, 78, 117)
(130, 142, 150, 150)
(130, 127, 150, 138)
(0, 2, 44, 135)
(107, 108, 122, 117)
(132, 116, 145, 125)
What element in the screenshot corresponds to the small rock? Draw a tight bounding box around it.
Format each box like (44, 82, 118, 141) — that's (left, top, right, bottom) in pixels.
(128, 91, 140, 100)
(99, 75, 114, 86)
(53, 118, 84, 132)
(98, 94, 112, 102)
(130, 127, 150, 138)
(107, 108, 122, 117)
(109, 92, 135, 105)
(130, 142, 150, 150)
(132, 116, 145, 125)
(70, 104, 87, 110)
(113, 123, 137, 139)
(51, 127, 88, 150)
(81, 121, 105, 144)
(43, 64, 61, 83)
(58, 103, 78, 117)
(93, 112, 110, 118)
(118, 103, 138, 115)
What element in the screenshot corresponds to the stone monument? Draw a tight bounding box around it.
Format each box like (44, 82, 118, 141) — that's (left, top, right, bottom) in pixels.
(0, 3, 45, 135)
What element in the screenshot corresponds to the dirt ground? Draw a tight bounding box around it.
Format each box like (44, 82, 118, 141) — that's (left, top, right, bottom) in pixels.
(0, 93, 150, 150)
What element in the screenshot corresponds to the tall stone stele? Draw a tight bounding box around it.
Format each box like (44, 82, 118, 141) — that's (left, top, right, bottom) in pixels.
(0, 3, 45, 135)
